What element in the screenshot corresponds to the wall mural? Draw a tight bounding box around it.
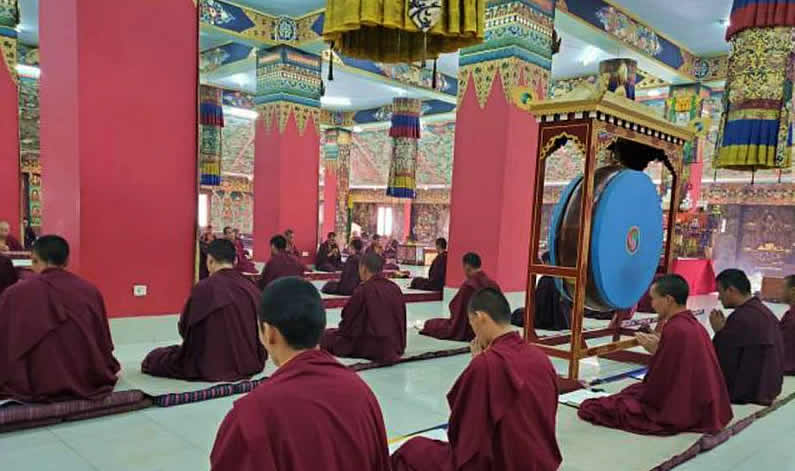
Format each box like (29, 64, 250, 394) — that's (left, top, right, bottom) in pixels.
(18, 76, 39, 169)
(209, 189, 253, 234)
(222, 115, 255, 176)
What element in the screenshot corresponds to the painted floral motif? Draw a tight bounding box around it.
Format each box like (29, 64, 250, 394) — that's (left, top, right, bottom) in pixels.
(200, 0, 235, 26)
(276, 16, 297, 42)
(199, 47, 231, 74)
(596, 6, 662, 57)
(408, 0, 443, 32)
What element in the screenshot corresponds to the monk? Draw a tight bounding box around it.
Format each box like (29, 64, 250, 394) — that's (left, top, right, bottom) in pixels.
(391, 288, 562, 471)
(210, 277, 391, 471)
(421, 252, 500, 342)
(0, 253, 18, 295)
(258, 235, 306, 290)
(0, 235, 120, 402)
(383, 239, 400, 271)
(511, 252, 570, 330)
(315, 232, 343, 272)
(0, 220, 24, 252)
(780, 275, 795, 374)
(579, 274, 733, 435)
(223, 226, 256, 274)
(409, 238, 447, 292)
(285, 228, 301, 257)
(366, 234, 384, 256)
(322, 238, 363, 296)
(321, 252, 407, 364)
(710, 269, 784, 405)
(142, 239, 267, 381)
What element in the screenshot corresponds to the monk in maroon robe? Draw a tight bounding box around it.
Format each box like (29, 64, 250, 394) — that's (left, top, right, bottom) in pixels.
(392, 288, 562, 471)
(322, 238, 363, 296)
(315, 232, 343, 272)
(0, 220, 24, 252)
(511, 252, 570, 330)
(710, 269, 784, 405)
(211, 277, 390, 471)
(410, 238, 447, 292)
(321, 253, 407, 364)
(579, 274, 733, 435)
(366, 234, 384, 256)
(285, 228, 301, 257)
(0, 235, 120, 402)
(0, 253, 18, 296)
(421, 252, 501, 342)
(258, 235, 306, 290)
(780, 275, 795, 374)
(142, 239, 266, 381)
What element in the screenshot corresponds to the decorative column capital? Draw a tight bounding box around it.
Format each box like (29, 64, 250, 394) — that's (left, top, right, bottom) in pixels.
(458, 1, 555, 108)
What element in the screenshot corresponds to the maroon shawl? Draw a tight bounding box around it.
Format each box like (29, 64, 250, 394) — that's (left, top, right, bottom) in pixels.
(579, 311, 733, 435)
(315, 240, 343, 272)
(0, 254, 18, 296)
(234, 240, 257, 274)
(421, 271, 500, 341)
(713, 297, 784, 405)
(321, 275, 407, 364)
(142, 269, 267, 381)
(258, 252, 306, 290)
(0, 269, 120, 402)
(781, 309, 795, 374)
(210, 350, 390, 471)
(0, 235, 23, 252)
(321, 253, 362, 296)
(410, 252, 447, 292)
(392, 332, 562, 471)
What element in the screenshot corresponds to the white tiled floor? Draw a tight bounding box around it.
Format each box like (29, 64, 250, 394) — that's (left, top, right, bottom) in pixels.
(1, 289, 792, 471)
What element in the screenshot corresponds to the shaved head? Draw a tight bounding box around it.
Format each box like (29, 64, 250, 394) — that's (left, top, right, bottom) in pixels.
(0, 220, 9, 239)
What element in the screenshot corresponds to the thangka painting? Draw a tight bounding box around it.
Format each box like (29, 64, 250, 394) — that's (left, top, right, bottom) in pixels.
(210, 190, 253, 234)
(222, 115, 255, 176)
(28, 173, 41, 227)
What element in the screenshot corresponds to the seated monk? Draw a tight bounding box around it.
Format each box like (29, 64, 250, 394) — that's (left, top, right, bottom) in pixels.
(0, 220, 24, 252)
(511, 252, 570, 330)
(383, 239, 400, 271)
(579, 275, 733, 435)
(210, 277, 391, 471)
(142, 239, 267, 381)
(409, 238, 447, 292)
(0, 253, 18, 296)
(710, 269, 784, 405)
(366, 234, 384, 256)
(421, 252, 500, 342)
(392, 288, 562, 471)
(0, 235, 120, 402)
(322, 238, 363, 296)
(315, 232, 343, 272)
(284, 228, 301, 257)
(780, 275, 795, 375)
(321, 252, 407, 364)
(223, 226, 256, 274)
(258, 235, 306, 290)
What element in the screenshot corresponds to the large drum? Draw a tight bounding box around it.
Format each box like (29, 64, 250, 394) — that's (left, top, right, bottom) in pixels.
(548, 166, 663, 312)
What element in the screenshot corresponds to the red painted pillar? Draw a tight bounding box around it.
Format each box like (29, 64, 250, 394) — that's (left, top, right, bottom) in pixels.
(253, 46, 321, 263)
(0, 20, 20, 239)
(39, 0, 197, 317)
(446, 4, 554, 292)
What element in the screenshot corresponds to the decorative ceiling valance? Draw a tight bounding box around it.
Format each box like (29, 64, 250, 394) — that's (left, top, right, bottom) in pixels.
(322, 0, 486, 63)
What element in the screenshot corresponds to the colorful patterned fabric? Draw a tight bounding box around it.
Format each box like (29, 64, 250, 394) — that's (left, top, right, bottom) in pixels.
(323, 0, 485, 63)
(715, 27, 793, 170)
(200, 85, 224, 186)
(387, 98, 421, 199)
(727, 0, 795, 38)
(0, 390, 150, 432)
(152, 378, 265, 407)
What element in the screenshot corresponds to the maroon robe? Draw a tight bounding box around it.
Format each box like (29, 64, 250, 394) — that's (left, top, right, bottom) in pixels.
(322, 253, 362, 296)
(781, 309, 795, 374)
(210, 350, 390, 471)
(713, 297, 784, 405)
(410, 252, 447, 292)
(234, 239, 257, 274)
(0, 235, 23, 252)
(421, 271, 500, 342)
(142, 269, 267, 381)
(315, 241, 343, 272)
(286, 240, 301, 257)
(511, 276, 570, 330)
(391, 332, 562, 471)
(321, 275, 407, 364)
(258, 252, 306, 290)
(0, 269, 120, 402)
(579, 311, 733, 435)
(0, 254, 18, 296)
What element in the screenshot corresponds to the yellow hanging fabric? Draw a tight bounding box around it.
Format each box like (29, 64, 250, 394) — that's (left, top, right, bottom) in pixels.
(323, 0, 486, 63)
